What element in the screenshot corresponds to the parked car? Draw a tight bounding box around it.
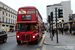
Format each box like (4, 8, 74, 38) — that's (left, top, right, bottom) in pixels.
(0, 30, 7, 43)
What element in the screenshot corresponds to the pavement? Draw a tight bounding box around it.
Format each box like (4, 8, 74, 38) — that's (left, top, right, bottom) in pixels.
(42, 32, 75, 50)
(6, 32, 16, 37)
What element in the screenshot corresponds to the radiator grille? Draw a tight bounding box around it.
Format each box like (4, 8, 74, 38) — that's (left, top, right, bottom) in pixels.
(21, 34, 31, 42)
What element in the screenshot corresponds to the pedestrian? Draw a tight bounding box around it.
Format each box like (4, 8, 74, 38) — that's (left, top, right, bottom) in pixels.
(59, 27, 61, 34)
(52, 28, 55, 37)
(70, 27, 72, 35)
(64, 26, 69, 34)
(61, 27, 63, 35)
(49, 28, 50, 33)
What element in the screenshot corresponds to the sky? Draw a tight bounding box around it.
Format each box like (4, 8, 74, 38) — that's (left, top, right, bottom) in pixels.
(0, 0, 75, 23)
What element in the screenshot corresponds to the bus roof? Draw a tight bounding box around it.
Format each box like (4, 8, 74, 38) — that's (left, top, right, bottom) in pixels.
(19, 6, 37, 9)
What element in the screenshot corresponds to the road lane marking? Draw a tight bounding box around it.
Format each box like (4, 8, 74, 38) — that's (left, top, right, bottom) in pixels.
(38, 31, 46, 46)
(41, 44, 46, 50)
(36, 48, 40, 50)
(23, 42, 29, 46)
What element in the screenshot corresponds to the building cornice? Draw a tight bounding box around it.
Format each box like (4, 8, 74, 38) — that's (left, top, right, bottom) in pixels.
(47, 3, 62, 7)
(0, 1, 17, 12)
(0, 7, 17, 15)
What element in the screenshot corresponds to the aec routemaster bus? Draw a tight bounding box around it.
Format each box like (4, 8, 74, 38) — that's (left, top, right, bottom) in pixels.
(16, 6, 43, 44)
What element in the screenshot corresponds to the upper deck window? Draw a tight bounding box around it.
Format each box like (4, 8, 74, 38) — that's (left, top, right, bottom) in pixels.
(19, 9, 26, 14)
(36, 10, 38, 14)
(27, 9, 35, 14)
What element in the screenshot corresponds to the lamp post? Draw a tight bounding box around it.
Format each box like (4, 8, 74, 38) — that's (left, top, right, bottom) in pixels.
(62, 18, 64, 35)
(55, 8, 58, 43)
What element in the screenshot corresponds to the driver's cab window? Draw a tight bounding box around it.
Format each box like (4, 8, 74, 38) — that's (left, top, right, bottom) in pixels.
(30, 24, 35, 30)
(25, 25, 29, 30)
(30, 24, 38, 30)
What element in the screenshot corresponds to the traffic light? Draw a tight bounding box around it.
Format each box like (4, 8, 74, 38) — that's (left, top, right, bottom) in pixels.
(58, 9, 63, 18)
(48, 15, 50, 23)
(48, 12, 53, 23)
(51, 12, 53, 21)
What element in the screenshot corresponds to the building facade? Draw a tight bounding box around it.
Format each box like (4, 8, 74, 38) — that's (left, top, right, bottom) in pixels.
(0, 2, 17, 32)
(47, 1, 72, 24)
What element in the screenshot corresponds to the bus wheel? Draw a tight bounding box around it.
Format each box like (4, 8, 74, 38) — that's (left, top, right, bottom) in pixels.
(41, 34, 43, 39)
(3, 38, 7, 43)
(17, 40, 21, 45)
(35, 36, 39, 44)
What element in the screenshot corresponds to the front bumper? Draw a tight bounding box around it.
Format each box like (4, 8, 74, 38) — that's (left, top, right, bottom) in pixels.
(16, 33, 38, 42)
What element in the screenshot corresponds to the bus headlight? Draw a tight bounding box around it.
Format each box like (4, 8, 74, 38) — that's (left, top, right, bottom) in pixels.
(17, 35, 19, 38)
(33, 36, 35, 38)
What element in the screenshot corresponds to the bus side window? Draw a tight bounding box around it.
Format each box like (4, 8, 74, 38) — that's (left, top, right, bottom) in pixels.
(35, 26, 38, 30)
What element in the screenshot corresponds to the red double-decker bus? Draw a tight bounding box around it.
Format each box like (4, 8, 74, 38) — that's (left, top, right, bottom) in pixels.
(16, 6, 43, 44)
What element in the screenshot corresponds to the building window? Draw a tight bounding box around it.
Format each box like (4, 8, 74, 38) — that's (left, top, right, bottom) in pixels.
(9, 19, 10, 23)
(9, 9, 10, 12)
(59, 7, 60, 9)
(52, 11, 53, 12)
(6, 25, 8, 27)
(10, 10, 11, 12)
(2, 25, 5, 27)
(15, 17, 16, 19)
(6, 18, 7, 23)
(61, 7, 63, 9)
(12, 11, 13, 13)
(13, 20, 14, 24)
(2, 17, 4, 22)
(9, 14, 10, 17)
(3, 6, 4, 8)
(13, 16, 14, 18)
(11, 15, 12, 18)
(3, 11, 4, 15)
(6, 8, 7, 10)
(47, 8, 49, 10)
(6, 13, 7, 16)
(53, 13, 55, 15)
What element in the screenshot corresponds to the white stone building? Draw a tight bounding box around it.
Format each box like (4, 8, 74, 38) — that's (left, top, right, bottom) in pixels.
(0, 2, 17, 32)
(47, 1, 72, 23)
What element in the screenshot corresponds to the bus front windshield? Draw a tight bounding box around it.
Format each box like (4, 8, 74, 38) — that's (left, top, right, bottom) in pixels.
(19, 9, 35, 14)
(17, 23, 38, 31)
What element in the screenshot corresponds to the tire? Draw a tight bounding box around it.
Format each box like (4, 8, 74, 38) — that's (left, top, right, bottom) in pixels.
(41, 34, 43, 39)
(35, 36, 39, 44)
(17, 40, 21, 45)
(3, 38, 7, 43)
